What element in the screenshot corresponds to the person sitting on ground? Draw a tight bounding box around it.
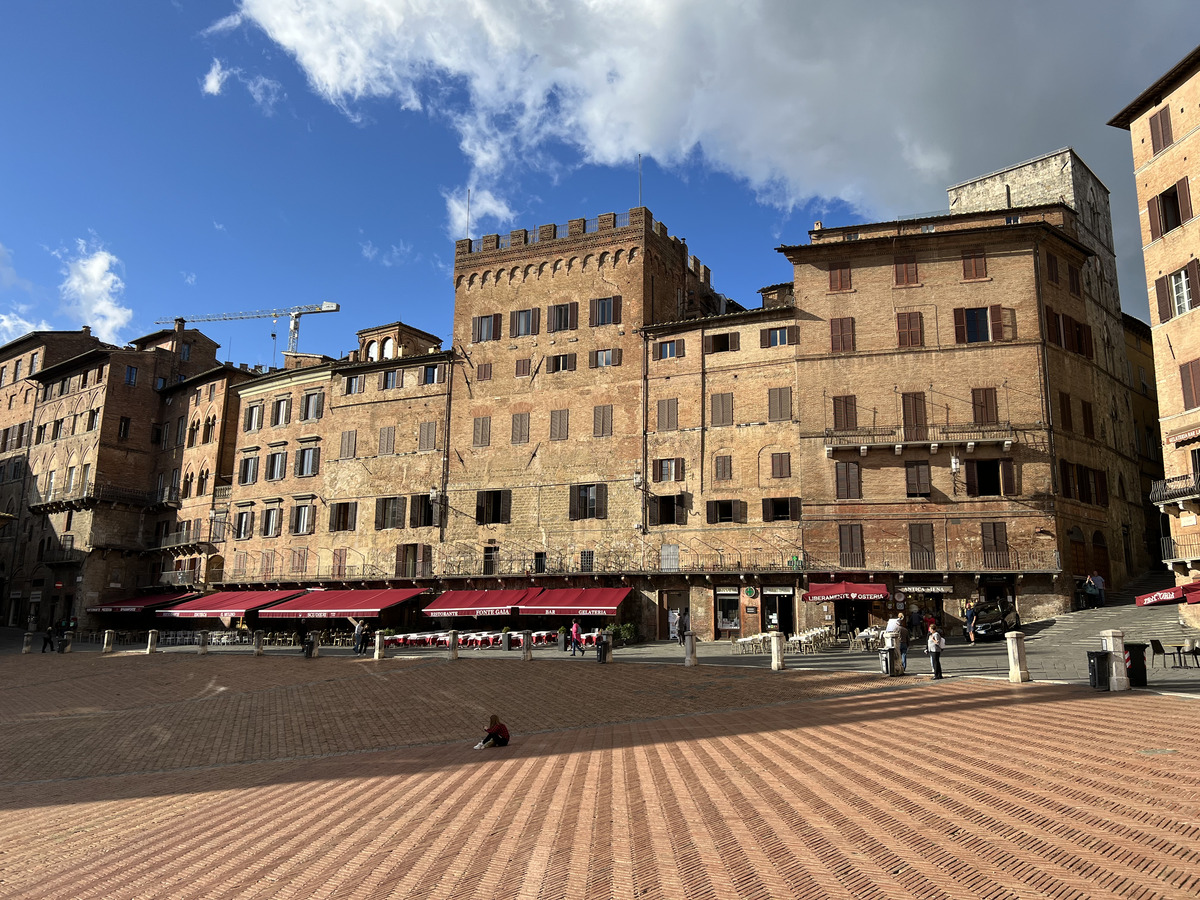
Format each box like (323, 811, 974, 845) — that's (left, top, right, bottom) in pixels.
(474, 714, 510, 750)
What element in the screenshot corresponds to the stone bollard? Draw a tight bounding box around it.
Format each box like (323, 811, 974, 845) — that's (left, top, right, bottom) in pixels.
(22, 632, 32, 654)
(374, 631, 386, 660)
(683, 632, 698, 667)
(1006, 631, 1031, 683)
(146, 630, 159, 654)
(61, 631, 73, 653)
(521, 630, 533, 661)
(311, 636, 320, 659)
(770, 631, 787, 671)
(447, 630, 459, 660)
(102, 630, 116, 654)
(253, 630, 265, 657)
(197, 630, 209, 655)
(1101, 629, 1131, 691)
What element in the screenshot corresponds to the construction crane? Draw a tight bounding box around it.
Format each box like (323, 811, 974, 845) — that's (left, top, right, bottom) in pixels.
(156, 301, 340, 353)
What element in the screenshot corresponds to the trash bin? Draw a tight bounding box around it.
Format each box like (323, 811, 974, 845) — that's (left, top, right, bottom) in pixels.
(1086, 650, 1109, 690)
(596, 635, 608, 664)
(878, 649, 893, 676)
(1124, 642, 1148, 688)
(302, 636, 315, 659)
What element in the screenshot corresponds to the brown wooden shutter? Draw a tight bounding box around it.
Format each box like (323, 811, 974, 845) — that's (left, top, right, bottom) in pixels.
(762, 498, 774, 522)
(674, 458, 685, 482)
(652, 342, 662, 361)
(729, 332, 740, 351)
(703, 335, 714, 354)
(612, 349, 622, 366)
(1190, 262, 1200, 310)
(846, 318, 855, 350)
(435, 364, 446, 383)
(1149, 195, 1162, 241)
(1161, 108, 1174, 147)
(1182, 360, 1199, 410)
(1150, 109, 1164, 154)
(760, 328, 770, 349)
(647, 498, 660, 527)
(589, 298, 599, 326)
(500, 489, 512, 523)
(1059, 459, 1073, 498)
(953, 307, 967, 343)
(965, 460, 978, 496)
(594, 484, 607, 519)
(830, 319, 841, 352)
(568, 302, 578, 329)
(1179, 177, 1193, 223)
(988, 305, 1003, 342)
(896, 313, 909, 347)
(787, 325, 798, 345)
(676, 339, 685, 357)
(531, 308, 540, 335)
(492, 313, 502, 340)
(1046, 306, 1061, 343)
(476, 492, 487, 524)
(612, 296, 621, 324)
(375, 498, 386, 530)
(706, 501, 717, 525)
(510, 310, 519, 334)
(471, 316, 481, 342)
(1001, 459, 1016, 495)
(566, 353, 576, 372)
(588, 350, 598, 369)
(1096, 470, 1109, 506)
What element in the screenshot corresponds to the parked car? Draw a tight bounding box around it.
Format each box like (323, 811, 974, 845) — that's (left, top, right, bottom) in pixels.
(971, 598, 1020, 640)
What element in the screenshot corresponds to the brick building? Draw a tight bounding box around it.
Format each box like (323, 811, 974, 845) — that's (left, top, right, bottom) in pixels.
(1110, 43, 1200, 626)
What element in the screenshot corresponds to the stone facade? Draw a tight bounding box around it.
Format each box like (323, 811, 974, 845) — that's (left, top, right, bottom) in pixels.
(1111, 44, 1200, 626)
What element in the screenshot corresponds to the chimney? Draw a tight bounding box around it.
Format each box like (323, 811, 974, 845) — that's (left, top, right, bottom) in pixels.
(81, 325, 91, 336)
(813, 221, 823, 230)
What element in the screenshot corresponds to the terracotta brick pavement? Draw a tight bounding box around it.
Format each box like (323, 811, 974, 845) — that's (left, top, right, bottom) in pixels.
(1, 653, 1198, 899)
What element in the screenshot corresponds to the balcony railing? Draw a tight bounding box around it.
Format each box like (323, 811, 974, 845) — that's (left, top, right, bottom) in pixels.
(213, 486, 232, 502)
(209, 563, 393, 584)
(825, 421, 1015, 449)
(1151, 473, 1200, 505)
(29, 481, 181, 510)
(158, 569, 201, 586)
(1162, 536, 1200, 563)
(156, 529, 214, 549)
(41, 548, 86, 566)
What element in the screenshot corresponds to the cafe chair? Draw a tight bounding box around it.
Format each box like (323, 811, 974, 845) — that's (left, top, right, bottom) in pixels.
(1148, 639, 1168, 669)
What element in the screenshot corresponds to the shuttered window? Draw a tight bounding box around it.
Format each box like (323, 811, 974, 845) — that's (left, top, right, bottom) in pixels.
(653, 458, 685, 482)
(1080, 401, 1095, 439)
(472, 416, 491, 447)
(1148, 178, 1192, 241)
(830, 317, 855, 352)
(476, 363, 492, 381)
(1046, 252, 1060, 284)
(1068, 265, 1082, 297)
(835, 461, 861, 500)
(905, 461, 931, 497)
(593, 404, 613, 438)
(657, 398, 678, 431)
(1046, 306, 1061, 344)
(378, 426, 395, 455)
(767, 387, 792, 422)
(770, 452, 791, 478)
(339, 430, 357, 459)
(418, 421, 437, 451)
(1181, 359, 1200, 411)
(515, 358, 531, 377)
(511, 412, 530, 444)
(829, 262, 851, 292)
(550, 409, 569, 441)
(962, 249, 987, 280)
(1059, 392, 1073, 431)
(896, 312, 924, 347)
(1150, 107, 1174, 155)
(588, 296, 621, 326)
(832, 395, 857, 430)
(972, 388, 999, 425)
(760, 326, 798, 347)
(510, 308, 540, 336)
(375, 496, 407, 530)
(894, 255, 918, 285)
(547, 302, 579, 332)
(902, 392, 928, 441)
(839, 524, 863, 565)
(471, 313, 502, 342)
(714, 455, 732, 481)
(329, 502, 357, 532)
(710, 392, 734, 427)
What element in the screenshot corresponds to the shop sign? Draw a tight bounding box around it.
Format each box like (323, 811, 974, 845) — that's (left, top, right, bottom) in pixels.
(897, 585, 952, 593)
(1167, 424, 1200, 444)
(718, 618, 740, 630)
(745, 606, 758, 614)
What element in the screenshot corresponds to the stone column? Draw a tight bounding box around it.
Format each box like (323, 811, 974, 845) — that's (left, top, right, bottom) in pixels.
(146, 630, 159, 654)
(1005, 631, 1031, 683)
(102, 630, 115, 654)
(447, 630, 459, 660)
(1101, 629, 1131, 691)
(374, 632, 386, 660)
(21, 632, 32, 654)
(253, 630, 265, 656)
(197, 630, 209, 655)
(521, 630, 533, 661)
(683, 632, 698, 667)
(770, 631, 786, 671)
(61, 631, 73, 653)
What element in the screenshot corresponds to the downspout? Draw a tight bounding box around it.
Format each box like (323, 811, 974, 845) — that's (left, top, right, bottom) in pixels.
(1033, 240, 1063, 583)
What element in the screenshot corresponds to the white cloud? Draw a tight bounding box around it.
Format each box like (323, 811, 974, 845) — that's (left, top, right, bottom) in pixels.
(360, 240, 378, 261)
(213, 221, 226, 231)
(361, 237, 415, 267)
(0, 309, 53, 345)
(444, 187, 515, 240)
(202, 58, 231, 96)
(201, 12, 245, 36)
(245, 74, 284, 115)
(182, 271, 197, 286)
(55, 237, 132, 344)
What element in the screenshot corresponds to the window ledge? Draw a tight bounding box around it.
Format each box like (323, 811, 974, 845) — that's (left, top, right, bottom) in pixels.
(960, 277, 993, 284)
(892, 283, 924, 290)
(826, 288, 856, 295)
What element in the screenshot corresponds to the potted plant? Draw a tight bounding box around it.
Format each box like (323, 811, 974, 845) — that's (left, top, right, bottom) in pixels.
(501, 626, 512, 652)
(557, 625, 568, 652)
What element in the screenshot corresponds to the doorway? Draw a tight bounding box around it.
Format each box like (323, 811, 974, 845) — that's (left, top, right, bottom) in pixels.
(761, 588, 794, 634)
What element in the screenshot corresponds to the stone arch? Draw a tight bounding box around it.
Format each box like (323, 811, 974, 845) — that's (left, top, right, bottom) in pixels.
(567, 256, 579, 272)
(455, 275, 464, 290)
(523, 264, 533, 281)
(509, 266, 520, 282)
(197, 465, 210, 496)
(468, 272, 478, 288)
(552, 259, 563, 274)
(495, 268, 507, 284)
(537, 262, 547, 278)
(598, 251, 610, 268)
(365, 340, 379, 361)
(382, 337, 395, 359)
(629, 246, 640, 262)
(181, 466, 195, 500)
(613, 249, 624, 265)
(481, 270, 492, 286)
(582, 254, 594, 270)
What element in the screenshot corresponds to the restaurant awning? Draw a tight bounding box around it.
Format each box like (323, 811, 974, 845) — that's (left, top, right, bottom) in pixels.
(422, 588, 542, 617)
(1133, 584, 1200, 606)
(157, 590, 307, 618)
(802, 581, 890, 602)
(258, 588, 427, 618)
(87, 591, 200, 614)
(518, 587, 629, 616)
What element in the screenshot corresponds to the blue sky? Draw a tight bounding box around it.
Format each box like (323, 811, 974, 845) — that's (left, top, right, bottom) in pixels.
(1, 2, 1195, 367)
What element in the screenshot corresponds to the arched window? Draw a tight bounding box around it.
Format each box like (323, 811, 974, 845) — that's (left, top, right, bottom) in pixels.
(181, 472, 194, 499)
(197, 468, 209, 496)
(203, 416, 216, 443)
(188, 419, 200, 448)
(366, 340, 379, 361)
(381, 337, 395, 359)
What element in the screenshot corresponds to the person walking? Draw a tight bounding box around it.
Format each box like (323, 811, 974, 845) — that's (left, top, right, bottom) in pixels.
(678, 608, 690, 646)
(897, 621, 910, 673)
(926, 624, 945, 679)
(1085, 571, 1106, 608)
(41, 626, 55, 653)
(570, 618, 582, 656)
(353, 620, 366, 655)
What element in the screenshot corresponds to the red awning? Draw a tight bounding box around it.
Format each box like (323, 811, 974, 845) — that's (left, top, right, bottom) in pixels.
(518, 587, 629, 616)
(802, 581, 890, 602)
(157, 590, 306, 618)
(1135, 585, 1189, 606)
(422, 589, 542, 617)
(1187, 584, 1200, 605)
(259, 588, 427, 619)
(87, 591, 200, 614)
